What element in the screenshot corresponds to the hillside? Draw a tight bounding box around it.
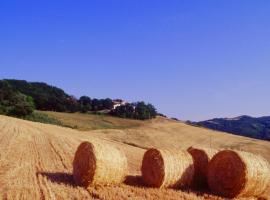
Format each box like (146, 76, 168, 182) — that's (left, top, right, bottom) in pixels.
(0, 114, 269, 199)
(40, 111, 143, 130)
(196, 115, 270, 141)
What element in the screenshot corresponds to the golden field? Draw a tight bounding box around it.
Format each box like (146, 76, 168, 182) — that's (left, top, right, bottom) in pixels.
(0, 113, 269, 200)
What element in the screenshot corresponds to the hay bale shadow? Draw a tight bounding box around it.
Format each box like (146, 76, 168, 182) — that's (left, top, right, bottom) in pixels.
(124, 175, 216, 198)
(124, 175, 146, 187)
(37, 172, 77, 188)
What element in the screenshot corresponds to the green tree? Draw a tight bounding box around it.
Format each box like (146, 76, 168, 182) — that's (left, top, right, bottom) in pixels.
(110, 101, 157, 120)
(7, 93, 35, 117)
(110, 103, 135, 118)
(79, 96, 92, 113)
(102, 98, 113, 110)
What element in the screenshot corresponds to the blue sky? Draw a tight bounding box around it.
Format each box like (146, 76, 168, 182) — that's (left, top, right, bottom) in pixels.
(1, 0, 270, 121)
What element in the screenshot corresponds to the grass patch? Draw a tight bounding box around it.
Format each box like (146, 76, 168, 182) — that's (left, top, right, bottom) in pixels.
(40, 111, 144, 131)
(23, 111, 63, 126)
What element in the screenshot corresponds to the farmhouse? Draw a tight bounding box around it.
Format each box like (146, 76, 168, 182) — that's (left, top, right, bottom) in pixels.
(112, 99, 127, 109)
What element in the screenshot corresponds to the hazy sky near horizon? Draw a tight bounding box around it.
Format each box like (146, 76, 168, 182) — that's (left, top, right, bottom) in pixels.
(1, 0, 270, 121)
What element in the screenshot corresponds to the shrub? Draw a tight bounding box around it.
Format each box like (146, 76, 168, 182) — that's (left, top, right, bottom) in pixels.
(23, 112, 62, 125)
(7, 93, 35, 117)
(0, 80, 35, 117)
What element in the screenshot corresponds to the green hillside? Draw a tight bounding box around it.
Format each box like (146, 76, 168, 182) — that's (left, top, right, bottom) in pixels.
(39, 111, 143, 131)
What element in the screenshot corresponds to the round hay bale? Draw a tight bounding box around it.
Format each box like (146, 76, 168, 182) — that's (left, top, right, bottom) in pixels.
(141, 148, 194, 189)
(73, 141, 128, 187)
(187, 147, 218, 188)
(208, 150, 270, 198)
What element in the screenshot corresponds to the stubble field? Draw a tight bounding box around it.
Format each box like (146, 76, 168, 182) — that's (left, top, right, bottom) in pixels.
(0, 114, 269, 200)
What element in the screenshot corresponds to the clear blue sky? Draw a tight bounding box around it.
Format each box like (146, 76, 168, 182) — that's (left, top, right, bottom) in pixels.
(1, 0, 270, 121)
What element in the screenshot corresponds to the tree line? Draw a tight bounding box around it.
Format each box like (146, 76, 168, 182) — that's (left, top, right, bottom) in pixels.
(0, 79, 157, 120)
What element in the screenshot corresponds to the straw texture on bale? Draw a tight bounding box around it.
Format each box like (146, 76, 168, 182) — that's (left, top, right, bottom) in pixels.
(141, 148, 194, 189)
(187, 147, 217, 188)
(208, 150, 270, 198)
(73, 141, 128, 187)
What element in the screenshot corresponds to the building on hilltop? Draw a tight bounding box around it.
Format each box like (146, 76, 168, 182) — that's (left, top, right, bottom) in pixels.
(112, 99, 127, 109)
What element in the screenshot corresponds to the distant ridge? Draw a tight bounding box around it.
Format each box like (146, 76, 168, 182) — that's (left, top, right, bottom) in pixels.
(195, 115, 270, 141)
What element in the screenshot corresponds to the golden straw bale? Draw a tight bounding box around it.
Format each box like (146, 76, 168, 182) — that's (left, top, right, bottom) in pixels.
(187, 147, 218, 188)
(208, 150, 270, 198)
(141, 148, 194, 189)
(73, 141, 128, 187)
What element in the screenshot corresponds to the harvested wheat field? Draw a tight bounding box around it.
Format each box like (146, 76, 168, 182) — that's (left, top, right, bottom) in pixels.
(0, 114, 270, 200)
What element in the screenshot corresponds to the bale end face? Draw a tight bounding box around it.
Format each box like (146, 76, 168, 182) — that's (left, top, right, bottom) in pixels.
(141, 149, 165, 188)
(73, 142, 96, 187)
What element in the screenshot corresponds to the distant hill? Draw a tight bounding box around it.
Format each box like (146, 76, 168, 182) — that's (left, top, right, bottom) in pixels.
(195, 115, 270, 141)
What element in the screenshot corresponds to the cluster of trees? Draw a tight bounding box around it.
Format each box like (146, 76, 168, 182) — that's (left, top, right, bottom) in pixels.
(1, 79, 158, 120)
(0, 81, 35, 117)
(110, 102, 157, 120)
(5, 79, 78, 112)
(78, 96, 113, 112)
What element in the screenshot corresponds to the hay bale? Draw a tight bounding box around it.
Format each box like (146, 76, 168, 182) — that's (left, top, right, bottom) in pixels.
(208, 150, 270, 198)
(141, 148, 194, 188)
(73, 141, 128, 187)
(187, 147, 218, 188)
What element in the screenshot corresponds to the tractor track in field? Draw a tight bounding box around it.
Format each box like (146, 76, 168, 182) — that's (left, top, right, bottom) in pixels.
(0, 115, 268, 200)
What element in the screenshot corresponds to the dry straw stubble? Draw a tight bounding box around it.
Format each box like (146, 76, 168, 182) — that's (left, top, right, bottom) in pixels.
(73, 141, 128, 187)
(187, 147, 218, 188)
(208, 150, 270, 198)
(141, 148, 194, 189)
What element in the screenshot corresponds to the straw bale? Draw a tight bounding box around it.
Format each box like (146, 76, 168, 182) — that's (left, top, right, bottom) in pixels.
(73, 141, 128, 187)
(208, 150, 270, 198)
(141, 148, 194, 188)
